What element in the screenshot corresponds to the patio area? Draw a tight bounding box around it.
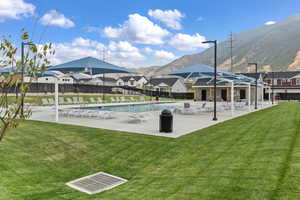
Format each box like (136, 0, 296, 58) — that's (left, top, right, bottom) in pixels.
(29, 101, 276, 138)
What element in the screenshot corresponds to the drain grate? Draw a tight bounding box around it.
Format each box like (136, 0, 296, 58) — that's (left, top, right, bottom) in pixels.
(66, 172, 127, 194)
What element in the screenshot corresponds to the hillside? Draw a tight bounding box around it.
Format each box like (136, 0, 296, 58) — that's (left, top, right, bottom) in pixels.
(138, 14, 300, 75)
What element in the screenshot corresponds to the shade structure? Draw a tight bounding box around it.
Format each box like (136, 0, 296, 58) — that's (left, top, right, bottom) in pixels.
(48, 56, 132, 75)
(70, 73, 92, 81)
(167, 64, 233, 78)
(47, 57, 132, 122)
(39, 70, 65, 77)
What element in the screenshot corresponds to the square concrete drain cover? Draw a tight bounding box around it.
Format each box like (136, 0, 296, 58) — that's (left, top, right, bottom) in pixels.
(66, 172, 127, 194)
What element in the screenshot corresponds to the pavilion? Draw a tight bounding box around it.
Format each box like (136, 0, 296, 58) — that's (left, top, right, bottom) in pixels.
(47, 56, 132, 121)
(168, 64, 271, 114)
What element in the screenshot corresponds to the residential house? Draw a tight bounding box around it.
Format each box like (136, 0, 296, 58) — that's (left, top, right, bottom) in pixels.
(116, 76, 148, 88)
(145, 77, 187, 93)
(242, 71, 300, 100)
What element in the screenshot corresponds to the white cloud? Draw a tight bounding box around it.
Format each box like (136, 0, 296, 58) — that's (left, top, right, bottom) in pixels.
(47, 38, 144, 68)
(144, 47, 175, 60)
(0, 0, 35, 22)
(148, 9, 184, 30)
(103, 13, 169, 44)
(108, 41, 145, 61)
(168, 33, 209, 51)
(265, 21, 276, 26)
(40, 10, 75, 28)
(196, 16, 204, 22)
(84, 26, 102, 33)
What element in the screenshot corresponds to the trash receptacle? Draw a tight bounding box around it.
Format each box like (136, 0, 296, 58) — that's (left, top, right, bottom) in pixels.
(159, 109, 173, 133)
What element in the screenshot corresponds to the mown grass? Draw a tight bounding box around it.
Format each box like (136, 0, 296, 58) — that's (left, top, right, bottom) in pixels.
(0, 103, 299, 200)
(7, 94, 177, 106)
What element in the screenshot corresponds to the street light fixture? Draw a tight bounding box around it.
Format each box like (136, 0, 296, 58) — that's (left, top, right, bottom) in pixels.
(248, 62, 258, 109)
(21, 41, 34, 117)
(202, 40, 218, 121)
(272, 72, 274, 104)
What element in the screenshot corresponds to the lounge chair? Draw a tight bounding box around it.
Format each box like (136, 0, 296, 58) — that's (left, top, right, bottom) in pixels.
(59, 97, 65, 104)
(127, 112, 151, 123)
(72, 97, 79, 104)
(78, 97, 87, 105)
(97, 97, 103, 103)
(41, 98, 50, 106)
(47, 98, 55, 105)
(110, 97, 117, 103)
(89, 97, 96, 104)
(120, 96, 127, 102)
(140, 96, 145, 102)
(130, 97, 136, 102)
(66, 98, 73, 104)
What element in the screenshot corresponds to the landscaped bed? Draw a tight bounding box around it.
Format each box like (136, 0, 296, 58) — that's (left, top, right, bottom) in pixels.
(0, 103, 299, 200)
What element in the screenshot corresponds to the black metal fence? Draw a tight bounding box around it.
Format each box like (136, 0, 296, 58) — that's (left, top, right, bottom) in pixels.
(1, 83, 194, 99)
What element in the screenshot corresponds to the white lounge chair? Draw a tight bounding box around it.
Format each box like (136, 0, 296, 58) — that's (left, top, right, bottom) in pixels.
(47, 98, 55, 105)
(78, 97, 87, 105)
(130, 97, 136, 102)
(127, 112, 151, 123)
(66, 98, 73, 104)
(120, 96, 128, 102)
(97, 97, 103, 103)
(89, 97, 96, 104)
(41, 98, 50, 106)
(110, 97, 117, 103)
(59, 97, 65, 104)
(72, 97, 79, 104)
(140, 96, 145, 102)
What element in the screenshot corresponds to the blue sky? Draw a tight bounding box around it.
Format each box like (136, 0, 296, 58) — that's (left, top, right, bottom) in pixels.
(1, 0, 300, 68)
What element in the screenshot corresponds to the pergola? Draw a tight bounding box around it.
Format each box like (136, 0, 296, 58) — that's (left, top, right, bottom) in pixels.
(168, 64, 270, 115)
(48, 56, 132, 121)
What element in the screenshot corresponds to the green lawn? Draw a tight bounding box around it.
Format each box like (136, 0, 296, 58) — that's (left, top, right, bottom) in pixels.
(0, 103, 300, 200)
(8, 94, 177, 106)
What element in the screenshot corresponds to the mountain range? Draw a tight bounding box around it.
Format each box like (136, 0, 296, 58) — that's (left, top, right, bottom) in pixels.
(137, 14, 300, 76)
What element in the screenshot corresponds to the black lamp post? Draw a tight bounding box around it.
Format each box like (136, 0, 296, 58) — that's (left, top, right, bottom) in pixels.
(248, 63, 258, 109)
(21, 41, 34, 117)
(203, 40, 217, 121)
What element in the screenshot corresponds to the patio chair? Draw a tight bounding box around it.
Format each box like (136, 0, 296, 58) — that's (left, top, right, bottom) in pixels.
(139, 96, 145, 102)
(89, 97, 96, 104)
(72, 97, 79, 104)
(58, 97, 65, 105)
(66, 98, 73, 104)
(130, 97, 136, 102)
(78, 97, 87, 105)
(41, 98, 50, 106)
(120, 96, 127, 102)
(127, 112, 151, 123)
(110, 97, 117, 103)
(47, 98, 55, 105)
(97, 97, 103, 103)
(95, 111, 115, 119)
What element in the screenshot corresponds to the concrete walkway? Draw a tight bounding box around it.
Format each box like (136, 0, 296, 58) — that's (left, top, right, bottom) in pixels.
(30, 101, 276, 138)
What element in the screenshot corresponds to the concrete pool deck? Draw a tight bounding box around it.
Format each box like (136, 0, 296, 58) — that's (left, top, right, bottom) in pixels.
(30, 101, 276, 138)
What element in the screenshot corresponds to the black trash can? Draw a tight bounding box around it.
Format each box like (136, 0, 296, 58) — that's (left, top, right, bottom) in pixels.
(159, 109, 173, 133)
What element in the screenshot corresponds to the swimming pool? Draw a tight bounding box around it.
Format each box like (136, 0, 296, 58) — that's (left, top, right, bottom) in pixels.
(80, 102, 183, 112)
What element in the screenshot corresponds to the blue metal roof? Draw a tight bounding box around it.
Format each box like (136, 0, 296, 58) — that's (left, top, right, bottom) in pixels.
(40, 70, 65, 77)
(167, 64, 233, 78)
(0, 66, 19, 74)
(71, 73, 92, 80)
(48, 57, 132, 75)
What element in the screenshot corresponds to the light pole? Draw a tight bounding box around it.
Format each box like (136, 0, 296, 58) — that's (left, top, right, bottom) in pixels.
(203, 40, 217, 121)
(272, 72, 274, 104)
(248, 63, 258, 109)
(21, 41, 34, 117)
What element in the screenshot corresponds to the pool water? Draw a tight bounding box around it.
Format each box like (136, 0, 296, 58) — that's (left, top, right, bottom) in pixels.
(81, 102, 183, 112)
